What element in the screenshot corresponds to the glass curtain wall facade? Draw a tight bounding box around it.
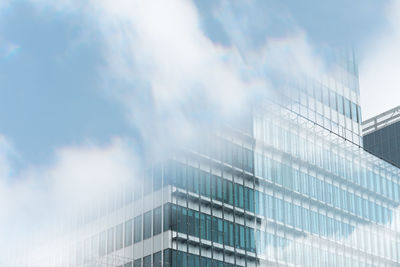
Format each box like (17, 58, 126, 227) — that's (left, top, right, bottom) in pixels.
(28, 51, 400, 267)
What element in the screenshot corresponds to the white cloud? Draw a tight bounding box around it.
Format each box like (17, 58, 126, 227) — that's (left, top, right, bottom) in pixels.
(76, 0, 324, 155)
(359, 0, 400, 120)
(0, 136, 138, 264)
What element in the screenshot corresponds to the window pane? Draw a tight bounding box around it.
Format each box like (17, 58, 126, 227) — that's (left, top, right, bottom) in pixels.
(116, 223, 123, 250)
(188, 209, 194, 236)
(134, 215, 142, 243)
(163, 204, 171, 231)
(143, 211, 152, 239)
(143, 255, 151, 267)
(206, 215, 212, 241)
(344, 98, 351, 118)
(153, 206, 162, 235)
(194, 211, 200, 237)
(124, 220, 133, 247)
(134, 259, 141, 267)
(153, 251, 162, 267)
(164, 249, 172, 267)
(337, 95, 344, 115)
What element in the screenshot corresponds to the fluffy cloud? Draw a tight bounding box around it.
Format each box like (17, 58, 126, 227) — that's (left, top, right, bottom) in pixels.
(359, 0, 400, 119)
(80, 0, 323, 154)
(0, 136, 138, 264)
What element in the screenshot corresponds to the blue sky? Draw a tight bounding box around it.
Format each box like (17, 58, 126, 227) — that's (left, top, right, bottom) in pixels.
(0, 0, 398, 167)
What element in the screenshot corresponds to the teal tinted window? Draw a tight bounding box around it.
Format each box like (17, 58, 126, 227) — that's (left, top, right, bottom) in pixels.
(153, 251, 162, 267)
(143, 211, 152, 239)
(163, 204, 171, 231)
(200, 171, 211, 197)
(134, 215, 142, 243)
(163, 250, 171, 267)
(153, 206, 162, 235)
(143, 255, 151, 267)
(235, 184, 244, 208)
(223, 180, 233, 205)
(194, 211, 200, 237)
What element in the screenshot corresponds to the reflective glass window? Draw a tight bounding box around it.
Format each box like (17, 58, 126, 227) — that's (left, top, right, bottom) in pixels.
(134, 215, 142, 243)
(125, 219, 133, 247)
(153, 206, 162, 235)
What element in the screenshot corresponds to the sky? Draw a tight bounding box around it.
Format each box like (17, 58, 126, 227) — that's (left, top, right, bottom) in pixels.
(0, 0, 398, 166)
(1, 0, 400, 263)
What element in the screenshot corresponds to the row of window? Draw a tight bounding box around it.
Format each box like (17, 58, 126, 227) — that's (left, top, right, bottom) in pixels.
(165, 161, 255, 212)
(255, 156, 393, 225)
(97, 206, 162, 259)
(164, 203, 256, 252)
(117, 244, 391, 267)
(117, 251, 162, 267)
(163, 249, 241, 267)
(254, 116, 400, 204)
(294, 80, 361, 123)
(77, 200, 400, 265)
(79, 153, 392, 242)
(114, 238, 398, 267)
(256, 232, 386, 267)
(165, 160, 392, 228)
(195, 138, 254, 173)
(165, 200, 354, 243)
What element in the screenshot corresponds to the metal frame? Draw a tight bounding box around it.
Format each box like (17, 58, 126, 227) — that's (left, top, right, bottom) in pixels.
(362, 105, 400, 135)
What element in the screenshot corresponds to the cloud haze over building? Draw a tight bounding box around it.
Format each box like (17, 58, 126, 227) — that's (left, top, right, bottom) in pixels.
(1, 0, 400, 266)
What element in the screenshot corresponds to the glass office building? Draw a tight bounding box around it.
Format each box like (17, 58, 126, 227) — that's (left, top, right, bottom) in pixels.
(19, 51, 400, 267)
(363, 106, 400, 168)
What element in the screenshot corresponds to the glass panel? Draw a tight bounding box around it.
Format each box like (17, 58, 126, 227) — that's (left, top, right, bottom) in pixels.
(143, 255, 151, 267)
(153, 251, 162, 267)
(124, 220, 133, 247)
(144, 211, 152, 239)
(134, 215, 142, 243)
(153, 206, 162, 235)
(116, 223, 123, 250)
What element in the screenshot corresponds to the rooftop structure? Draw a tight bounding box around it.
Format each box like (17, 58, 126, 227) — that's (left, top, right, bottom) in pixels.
(363, 105, 400, 169)
(362, 105, 400, 136)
